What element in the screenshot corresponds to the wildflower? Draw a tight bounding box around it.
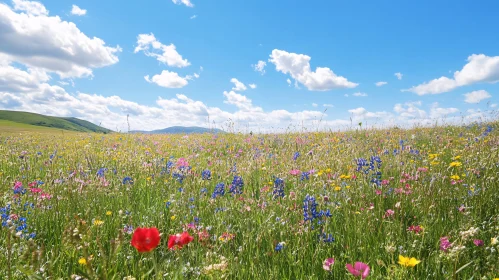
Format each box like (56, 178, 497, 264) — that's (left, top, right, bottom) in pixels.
(201, 169, 212, 180)
(229, 176, 244, 194)
(440, 237, 452, 252)
(491, 237, 498, 245)
(78, 258, 87, 265)
(106, 211, 112, 216)
(450, 175, 460, 180)
(218, 232, 235, 242)
(131, 227, 161, 253)
(345, 262, 370, 279)
(293, 152, 300, 160)
(449, 161, 462, 167)
(323, 258, 335, 271)
(168, 231, 194, 250)
(93, 220, 104, 226)
(170, 215, 176, 221)
(275, 241, 285, 252)
(473, 239, 484, 247)
(289, 169, 301, 175)
(272, 178, 285, 199)
(212, 183, 225, 199)
(407, 225, 423, 234)
(384, 209, 395, 218)
(398, 255, 420, 267)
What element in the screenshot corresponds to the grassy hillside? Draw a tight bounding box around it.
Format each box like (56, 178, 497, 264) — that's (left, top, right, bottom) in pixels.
(0, 110, 112, 133)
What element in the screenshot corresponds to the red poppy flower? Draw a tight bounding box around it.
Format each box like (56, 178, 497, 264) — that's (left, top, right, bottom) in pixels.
(168, 231, 194, 250)
(131, 227, 161, 253)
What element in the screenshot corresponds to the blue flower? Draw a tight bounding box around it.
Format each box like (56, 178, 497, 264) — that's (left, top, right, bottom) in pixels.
(275, 242, 285, 252)
(212, 183, 225, 199)
(229, 176, 244, 194)
(273, 178, 285, 199)
(293, 152, 300, 161)
(122, 177, 133, 185)
(202, 169, 212, 180)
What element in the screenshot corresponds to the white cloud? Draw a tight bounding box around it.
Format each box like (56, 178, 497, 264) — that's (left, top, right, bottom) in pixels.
(463, 90, 491, 104)
(312, 103, 318, 107)
(348, 107, 391, 119)
(252, 60, 266, 75)
(429, 103, 459, 119)
(0, 0, 121, 78)
(230, 78, 247, 91)
(268, 49, 357, 91)
(375, 81, 387, 87)
(395, 72, 403, 80)
(172, 0, 194, 7)
(249, 83, 257, 89)
(286, 78, 291, 86)
(12, 0, 47, 16)
(491, 103, 498, 108)
(393, 101, 427, 119)
(190, 15, 197, 19)
(144, 70, 189, 88)
(323, 104, 334, 108)
(353, 92, 368, 97)
(404, 54, 499, 95)
(134, 33, 190, 68)
(71, 5, 86, 16)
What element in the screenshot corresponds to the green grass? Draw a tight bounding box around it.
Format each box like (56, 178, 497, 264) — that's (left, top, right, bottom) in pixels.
(0, 122, 498, 279)
(0, 110, 112, 133)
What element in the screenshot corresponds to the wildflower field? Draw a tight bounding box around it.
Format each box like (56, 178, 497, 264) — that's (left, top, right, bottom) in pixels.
(1, 123, 498, 279)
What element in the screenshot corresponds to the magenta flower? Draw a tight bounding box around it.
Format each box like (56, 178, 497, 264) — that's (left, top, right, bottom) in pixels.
(440, 236, 452, 252)
(383, 209, 395, 218)
(473, 239, 484, 246)
(346, 262, 370, 279)
(322, 258, 335, 271)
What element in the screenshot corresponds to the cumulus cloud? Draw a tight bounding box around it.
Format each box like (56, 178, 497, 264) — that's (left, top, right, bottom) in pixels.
(134, 33, 190, 68)
(144, 70, 189, 88)
(0, 0, 121, 78)
(268, 49, 357, 91)
(375, 81, 387, 87)
(404, 54, 499, 95)
(393, 101, 427, 119)
(249, 83, 257, 89)
(230, 78, 247, 91)
(172, 0, 194, 7)
(352, 92, 368, 97)
(71, 5, 86, 16)
(252, 60, 266, 75)
(395, 72, 403, 80)
(463, 90, 491, 104)
(429, 102, 459, 119)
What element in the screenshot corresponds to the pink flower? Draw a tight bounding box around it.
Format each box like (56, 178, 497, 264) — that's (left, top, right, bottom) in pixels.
(473, 239, 484, 247)
(407, 225, 423, 234)
(375, 189, 382, 195)
(30, 188, 42, 193)
(440, 237, 452, 252)
(289, 169, 301, 176)
(346, 262, 370, 279)
(176, 158, 189, 168)
(383, 209, 395, 218)
(322, 258, 335, 271)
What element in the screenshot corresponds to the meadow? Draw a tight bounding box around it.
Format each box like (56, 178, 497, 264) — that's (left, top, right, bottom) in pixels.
(0, 122, 498, 279)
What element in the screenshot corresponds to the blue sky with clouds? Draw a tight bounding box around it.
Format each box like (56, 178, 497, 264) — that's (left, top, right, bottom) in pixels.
(0, 0, 497, 132)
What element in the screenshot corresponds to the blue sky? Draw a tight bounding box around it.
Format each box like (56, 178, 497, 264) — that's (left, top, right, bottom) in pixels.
(0, 0, 497, 131)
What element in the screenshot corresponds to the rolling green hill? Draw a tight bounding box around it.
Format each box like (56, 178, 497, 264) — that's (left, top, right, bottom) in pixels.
(0, 110, 112, 133)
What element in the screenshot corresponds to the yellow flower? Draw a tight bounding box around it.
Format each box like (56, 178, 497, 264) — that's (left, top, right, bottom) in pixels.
(334, 186, 341, 191)
(93, 220, 104, 226)
(398, 255, 421, 267)
(339, 174, 351, 179)
(491, 237, 498, 245)
(170, 215, 176, 221)
(450, 175, 460, 180)
(78, 258, 87, 265)
(106, 211, 112, 216)
(325, 168, 332, 173)
(317, 171, 323, 176)
(430, 161, 439, 165)
(449, 161, 462, 167)
(453, 155, 461, 160)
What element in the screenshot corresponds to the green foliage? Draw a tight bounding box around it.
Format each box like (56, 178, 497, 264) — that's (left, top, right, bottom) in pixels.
(0, 110, 112, 133)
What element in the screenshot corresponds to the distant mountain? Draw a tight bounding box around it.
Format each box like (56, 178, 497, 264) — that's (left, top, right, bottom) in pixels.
(0, 110, 112, 133)
(130, 126, 224, 134)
